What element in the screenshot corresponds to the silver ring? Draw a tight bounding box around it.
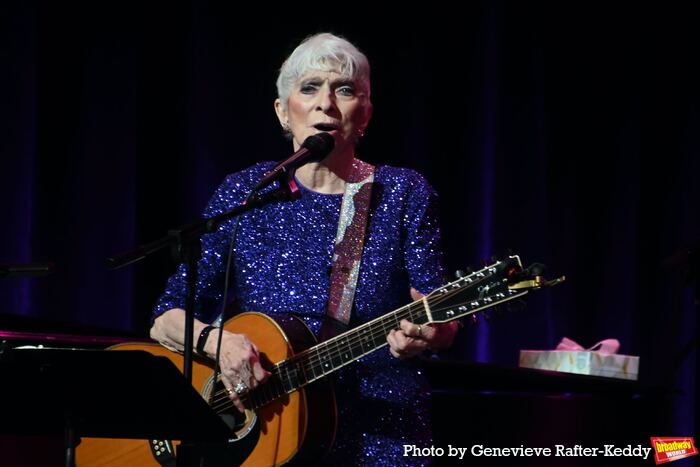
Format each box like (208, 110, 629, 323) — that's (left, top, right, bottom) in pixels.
(234, 381, 249, 395)
(417, 325, 423, 337)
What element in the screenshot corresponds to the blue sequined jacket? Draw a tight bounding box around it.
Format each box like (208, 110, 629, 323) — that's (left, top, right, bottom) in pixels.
(154, 161, 445, 466)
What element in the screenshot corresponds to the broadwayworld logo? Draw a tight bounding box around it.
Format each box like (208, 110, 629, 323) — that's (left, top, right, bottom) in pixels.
(650, 437, 698, 464)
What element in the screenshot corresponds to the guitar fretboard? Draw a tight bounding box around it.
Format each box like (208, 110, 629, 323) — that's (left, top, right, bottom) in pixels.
(207, 257, 532, 415)
(243, 299, 429, 410)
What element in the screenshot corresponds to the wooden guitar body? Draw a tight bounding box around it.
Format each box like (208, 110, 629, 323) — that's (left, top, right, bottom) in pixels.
(76, 312, 336, 466)
(76, 255, 551, 465)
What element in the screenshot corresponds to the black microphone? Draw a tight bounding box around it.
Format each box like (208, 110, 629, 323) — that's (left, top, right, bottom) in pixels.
(253, 132, 335, 191)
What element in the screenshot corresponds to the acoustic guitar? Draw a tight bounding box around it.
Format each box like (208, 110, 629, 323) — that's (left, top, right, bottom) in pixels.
(77, 255, 562, 466)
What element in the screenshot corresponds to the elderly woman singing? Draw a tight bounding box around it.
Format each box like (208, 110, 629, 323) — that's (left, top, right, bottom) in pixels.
(150, 32, 459, 466)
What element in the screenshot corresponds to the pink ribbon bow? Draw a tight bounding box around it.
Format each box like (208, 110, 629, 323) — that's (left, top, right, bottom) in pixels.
(555, 337, 620, 355)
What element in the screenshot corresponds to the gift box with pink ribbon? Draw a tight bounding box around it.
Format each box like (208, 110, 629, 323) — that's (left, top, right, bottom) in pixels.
(519, 338, 639, 380)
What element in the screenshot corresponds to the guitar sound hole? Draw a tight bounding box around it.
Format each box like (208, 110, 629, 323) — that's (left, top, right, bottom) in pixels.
(208, 379, 254, 439)
(219, 409, 246, 433)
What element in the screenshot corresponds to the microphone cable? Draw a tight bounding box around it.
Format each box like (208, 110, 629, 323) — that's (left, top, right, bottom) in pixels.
(211, 187, 255, 395)
(210, 132, 335, 398)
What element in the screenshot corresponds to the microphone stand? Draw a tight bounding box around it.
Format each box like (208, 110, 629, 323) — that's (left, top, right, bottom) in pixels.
(107, 176, 300, 385)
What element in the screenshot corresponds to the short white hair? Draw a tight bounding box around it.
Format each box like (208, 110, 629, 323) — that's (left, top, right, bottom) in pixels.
(276, 33, 371, 112)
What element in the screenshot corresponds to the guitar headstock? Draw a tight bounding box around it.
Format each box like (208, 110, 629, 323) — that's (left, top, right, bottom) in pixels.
(426, 255, 565, 324)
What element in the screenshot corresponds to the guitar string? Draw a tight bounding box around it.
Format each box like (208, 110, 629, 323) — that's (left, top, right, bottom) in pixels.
(208, 303, 440, 413)
(207, 272, 506, 413)
(206, 298, 480, 414)
(207, 275, 502, 413)
(207, 278, 470, 410)
(206, 272, 504, 412)
(300, 270, 492, 357)
(286, 271, 497, 372)
(211, 260, 521, 410)
(208, 296, 507, 414)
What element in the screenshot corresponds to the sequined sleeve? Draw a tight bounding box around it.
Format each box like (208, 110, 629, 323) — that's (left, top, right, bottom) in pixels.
(151, 162, 274, 323)
(401, 170, 446, 295)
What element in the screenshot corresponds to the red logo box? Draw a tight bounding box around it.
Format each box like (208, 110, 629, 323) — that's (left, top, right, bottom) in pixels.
(650, 437, 698, 464)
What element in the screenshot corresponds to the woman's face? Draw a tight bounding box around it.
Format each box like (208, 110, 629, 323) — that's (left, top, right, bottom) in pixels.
(275, 70, 372, 153)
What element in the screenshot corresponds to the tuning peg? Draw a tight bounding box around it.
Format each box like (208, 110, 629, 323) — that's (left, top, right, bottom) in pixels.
(471, 314, 478, 325)
(454, 269, 466, 278)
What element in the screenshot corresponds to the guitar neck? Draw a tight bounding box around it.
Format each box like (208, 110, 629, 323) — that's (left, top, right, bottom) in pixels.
(296, 300, 431, 380)
(244, 257, 531, 410)
(243, 302, 427, 410)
